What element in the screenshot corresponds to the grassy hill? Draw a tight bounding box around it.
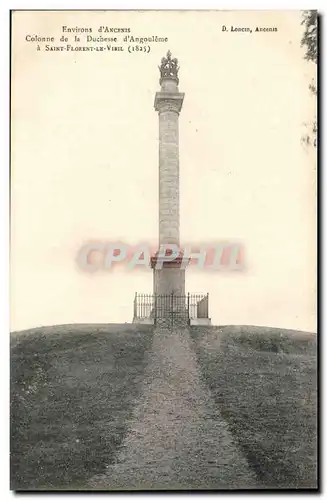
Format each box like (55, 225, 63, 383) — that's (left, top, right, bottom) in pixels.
(11, 323, 317, 490)
(190, 325, 317, 489)
(10, 324, 154, 490)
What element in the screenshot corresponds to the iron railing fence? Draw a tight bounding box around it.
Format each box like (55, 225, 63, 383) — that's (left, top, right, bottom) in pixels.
(133, 292, 209, 324)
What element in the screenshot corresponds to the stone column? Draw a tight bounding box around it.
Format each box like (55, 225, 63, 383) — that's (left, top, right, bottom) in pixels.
(151, 53, 186, 297)
(156, 85, 183, 246)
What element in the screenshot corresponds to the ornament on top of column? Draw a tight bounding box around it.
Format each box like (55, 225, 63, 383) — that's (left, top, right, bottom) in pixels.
(158, 50, 180, 86)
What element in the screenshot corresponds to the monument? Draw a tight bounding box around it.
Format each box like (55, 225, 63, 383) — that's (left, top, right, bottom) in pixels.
(150, 50, 186, 296)
(133, 51, 210, 326)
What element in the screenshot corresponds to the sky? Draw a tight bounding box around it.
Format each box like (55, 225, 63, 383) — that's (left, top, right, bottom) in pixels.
(11, 10, 316, 332)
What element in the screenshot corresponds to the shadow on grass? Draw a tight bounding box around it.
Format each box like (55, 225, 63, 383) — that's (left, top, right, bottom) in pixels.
(10, 324, 154, 490)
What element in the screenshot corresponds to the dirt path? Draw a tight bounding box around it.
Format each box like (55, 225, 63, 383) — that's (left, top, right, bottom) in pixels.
(89, 327, 257, 490)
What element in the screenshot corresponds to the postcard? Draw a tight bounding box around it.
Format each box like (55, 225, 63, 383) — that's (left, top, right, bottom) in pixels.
(10, 10, 317, 491)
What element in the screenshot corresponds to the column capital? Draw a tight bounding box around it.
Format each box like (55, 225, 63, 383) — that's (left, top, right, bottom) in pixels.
(154, 92, 185, 114)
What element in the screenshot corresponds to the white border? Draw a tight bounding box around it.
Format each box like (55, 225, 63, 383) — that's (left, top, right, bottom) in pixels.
(3, 1, 323, 499)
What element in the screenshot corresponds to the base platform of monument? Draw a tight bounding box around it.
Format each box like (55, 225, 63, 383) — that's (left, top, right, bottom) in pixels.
(189, 318, 212, 326)
(132, 318, 212, 326)
(133, 317, 155, 325)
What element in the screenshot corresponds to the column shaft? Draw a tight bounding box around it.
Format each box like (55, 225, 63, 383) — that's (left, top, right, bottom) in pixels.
(159, 110, 180, 246)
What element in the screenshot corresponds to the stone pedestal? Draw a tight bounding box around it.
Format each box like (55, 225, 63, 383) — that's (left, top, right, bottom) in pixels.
(150, 252, 188, 296)
(153, 268, 186, 296)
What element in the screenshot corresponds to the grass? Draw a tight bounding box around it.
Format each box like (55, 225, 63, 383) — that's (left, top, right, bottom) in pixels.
(190, 325, 317, 489)
(11, 322, 318, 490)
(10, 323, 154, 490)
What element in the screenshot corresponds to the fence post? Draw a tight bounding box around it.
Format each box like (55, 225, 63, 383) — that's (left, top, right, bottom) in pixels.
(134, 292, 137, 319)
(187, 292, 190, 324)
(206, 293, 209, 318)
(154, 293, 157, 325)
